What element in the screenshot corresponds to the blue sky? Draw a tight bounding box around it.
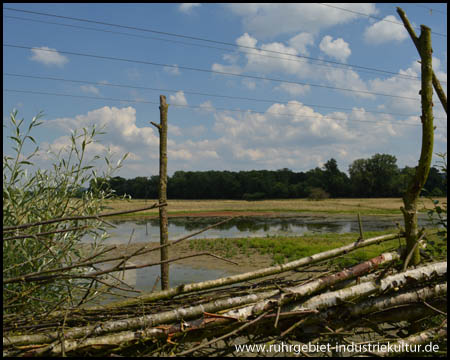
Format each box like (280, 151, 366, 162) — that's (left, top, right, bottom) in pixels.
(3, 3, 447, 179)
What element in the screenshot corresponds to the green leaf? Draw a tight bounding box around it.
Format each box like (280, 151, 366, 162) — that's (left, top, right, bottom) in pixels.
(26, 135, 37, 144)
(19, 160, 33, 166)
(8, 136, 22, 145)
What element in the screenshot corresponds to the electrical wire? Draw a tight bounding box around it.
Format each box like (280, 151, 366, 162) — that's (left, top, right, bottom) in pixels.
(6, 72, 446, 120)
(3, 44, 423, 102)
(5, 88, 442, 129)
(2, 13, 426, 83)
(408, 4, 447, 15)
(318, 3, 447, 37)
(3, 6, 437, 81)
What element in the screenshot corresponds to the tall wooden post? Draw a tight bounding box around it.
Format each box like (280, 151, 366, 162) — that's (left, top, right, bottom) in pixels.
(401, 25, 434, 267)
(151, 95, 169, 289)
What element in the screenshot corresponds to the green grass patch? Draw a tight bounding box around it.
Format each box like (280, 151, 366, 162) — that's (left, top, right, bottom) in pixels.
(189, 228, 446, 267)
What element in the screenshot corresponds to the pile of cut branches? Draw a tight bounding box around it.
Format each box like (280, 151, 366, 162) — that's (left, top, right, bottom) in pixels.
(3, 232, 447, 357)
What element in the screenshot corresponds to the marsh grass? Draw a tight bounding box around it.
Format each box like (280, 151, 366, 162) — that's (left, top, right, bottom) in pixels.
(189, 229, 446, 267)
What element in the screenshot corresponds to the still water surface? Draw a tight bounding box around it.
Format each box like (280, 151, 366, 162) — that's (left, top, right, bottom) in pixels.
(83, 214, 437, 295)
(84, 214, 435, 245)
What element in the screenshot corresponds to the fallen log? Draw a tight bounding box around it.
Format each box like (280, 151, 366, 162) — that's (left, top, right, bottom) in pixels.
(6, 258, 443, 356)
(5, 241, 447, 358)
(38, 279, 446, 356)
(299, 282, 447, 332)
(286, 261, 446, 313)
(3, 247, 401, 348)
(165, 281, 447, 345)
(226, 250, 401, 320)
(370, 323, 447, 357)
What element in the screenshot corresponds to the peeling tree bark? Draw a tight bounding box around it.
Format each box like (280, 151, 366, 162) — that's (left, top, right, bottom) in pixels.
(0, 249, 403, 349)
(321, 282, 447, 325)
(160, 282, 447, 345)
(225, 251, 401, 320)
(13, 265, 444, 355)
(286, 261, 446, 313)
(4, 260, 446, 355)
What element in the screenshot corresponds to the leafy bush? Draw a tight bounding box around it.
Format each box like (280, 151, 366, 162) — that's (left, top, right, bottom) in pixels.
(3, 110, 127, 316)
(307, 187, 330, 201)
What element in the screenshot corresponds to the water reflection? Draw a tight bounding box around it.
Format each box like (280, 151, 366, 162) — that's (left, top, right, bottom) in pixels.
(82, 214, 436, 245)
(94, 262, 230, 303)
(80, 214, 438, 304)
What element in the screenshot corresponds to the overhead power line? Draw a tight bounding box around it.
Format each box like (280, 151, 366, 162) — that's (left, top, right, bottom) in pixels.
(3, 14, 426, 83)
(6, 72, 445, 120)
(407, 4, 447, 16)
(2, 7, 430, 82)
(4, 44, 422, 102)
(5, 89, 441, 129)
(318, 3, 447, 37)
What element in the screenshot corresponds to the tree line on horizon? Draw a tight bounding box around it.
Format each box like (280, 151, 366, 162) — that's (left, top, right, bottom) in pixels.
(88, 153, 447, 200)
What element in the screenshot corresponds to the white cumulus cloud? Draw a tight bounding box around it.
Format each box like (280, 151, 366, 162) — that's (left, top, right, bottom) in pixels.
(30, 46, 68, 67)
(213, 33, 312, 79)
(364, 15, 408, 44)
(367, 56, 447, 125)
(225, 3, 378, 38)
(288, 32, 315, 55)
(319, 35, 351, 62)
(45, 106, 159, 148)
(203, 98, 418, 172)
(169, 91, 188, 106)
(41, 106, 161, 176)
(322, 67, 375, 100)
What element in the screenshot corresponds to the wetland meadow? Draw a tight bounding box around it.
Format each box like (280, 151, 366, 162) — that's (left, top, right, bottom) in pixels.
(82, 197, 446, 293)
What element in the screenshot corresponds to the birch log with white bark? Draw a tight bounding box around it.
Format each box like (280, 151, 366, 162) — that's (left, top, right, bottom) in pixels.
(225, 251, 401, 320)
(304, 282, 447, 328)
(4, 263, 445, 355)
(371, 324, 447, 356)
(285, 261, 446, 313)
(44, 281, 446, 355)
(1, 250, 401, 348)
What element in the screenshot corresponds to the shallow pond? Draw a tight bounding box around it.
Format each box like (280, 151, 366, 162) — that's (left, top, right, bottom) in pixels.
(83, 214, 436, 245)
(82, 214, 438, 296)
(100, 263, 230, 293)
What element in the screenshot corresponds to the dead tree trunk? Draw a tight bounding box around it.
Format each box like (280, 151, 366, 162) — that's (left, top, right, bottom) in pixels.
(151, 95, 169, 289)
(401, 25, 434, 267)
(397, 7, 447, 114)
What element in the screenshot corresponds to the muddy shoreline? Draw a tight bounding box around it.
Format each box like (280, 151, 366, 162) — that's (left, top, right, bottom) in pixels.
(82, 239, 275, 275)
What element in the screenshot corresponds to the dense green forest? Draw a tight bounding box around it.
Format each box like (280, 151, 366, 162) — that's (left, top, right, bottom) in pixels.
(89, 154, 447, 200)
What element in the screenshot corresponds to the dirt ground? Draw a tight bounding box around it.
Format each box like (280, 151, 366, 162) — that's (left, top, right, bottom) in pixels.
(100, 197, 446, 218)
